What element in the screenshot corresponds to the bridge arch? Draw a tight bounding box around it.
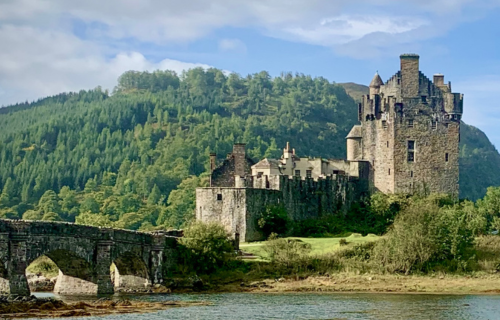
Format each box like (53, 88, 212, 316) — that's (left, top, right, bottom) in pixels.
(22, 240, 102, 295)
(42, 249, 96, 295)
(112, 251, 151, 291)
(25, 239, 94, 268)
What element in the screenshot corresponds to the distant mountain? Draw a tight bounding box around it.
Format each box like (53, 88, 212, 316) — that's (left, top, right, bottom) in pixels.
(338, 82, 369, 103)
(339, 83, 500, 200)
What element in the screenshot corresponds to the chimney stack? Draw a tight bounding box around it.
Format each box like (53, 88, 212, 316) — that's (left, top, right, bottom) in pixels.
(400, 54, 420, 98)
(233, 143, 246, 177)
(433, 74, 444, 87)
(210, 153, 217, 172)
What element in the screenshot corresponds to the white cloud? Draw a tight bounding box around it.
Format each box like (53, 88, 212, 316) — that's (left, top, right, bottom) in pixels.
(0, 25, 213, 106)
(218, 39, 247, 53)
(1, 0, 493, 44)
(1, 0, 500, 105)
(278, 15, 429, 47)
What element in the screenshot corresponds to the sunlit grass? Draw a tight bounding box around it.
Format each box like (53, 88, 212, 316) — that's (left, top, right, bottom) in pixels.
(240, 233, 380, 259)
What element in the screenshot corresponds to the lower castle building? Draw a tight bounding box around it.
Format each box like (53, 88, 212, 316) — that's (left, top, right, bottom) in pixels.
(196, 54, 463, 242)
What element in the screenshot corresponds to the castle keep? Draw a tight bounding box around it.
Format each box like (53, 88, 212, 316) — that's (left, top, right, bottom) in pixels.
(196, 54, 463, 242)
(352, 54, 463, 195)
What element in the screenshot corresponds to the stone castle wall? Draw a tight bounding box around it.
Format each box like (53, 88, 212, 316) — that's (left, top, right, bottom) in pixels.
(197, 175, 367, 242)
(196, 188, 248, 239)
(393, 101, 460, 196)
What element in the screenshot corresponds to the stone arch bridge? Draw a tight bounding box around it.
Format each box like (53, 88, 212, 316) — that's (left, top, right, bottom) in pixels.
(0, 219, 178, 296)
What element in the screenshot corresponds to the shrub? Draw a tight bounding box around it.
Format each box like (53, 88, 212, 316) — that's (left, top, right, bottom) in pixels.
(372, 198, 475, 274)
(491, 216, 500, 233)
(474, 236, 500, 272)
(263, 236, 312, 269)
(339, 238, 348, 246)
(289, 215, 346, 237)
(258, 204, 289, 238)
(178, 222, 236, 274)
(335, 242, 375, 261)
(22, 210, 43, 220)
(26, 256, 59, 278)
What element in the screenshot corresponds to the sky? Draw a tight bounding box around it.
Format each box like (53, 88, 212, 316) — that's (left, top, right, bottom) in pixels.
(0, 0, 499, 148)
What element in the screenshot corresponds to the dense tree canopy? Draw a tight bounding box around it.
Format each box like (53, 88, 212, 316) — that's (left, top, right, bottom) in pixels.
(0, 68, 497, 230)
(0, 68, 356, 229)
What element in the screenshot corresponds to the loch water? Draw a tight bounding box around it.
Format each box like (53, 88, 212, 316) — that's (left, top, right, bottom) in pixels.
(34, 292, 500, 320)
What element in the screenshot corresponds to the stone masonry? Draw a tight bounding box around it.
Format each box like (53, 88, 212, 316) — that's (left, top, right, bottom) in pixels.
(0, 219, 178, 296)
(196, 54, 463, 242)
(352, 54, 463, 196)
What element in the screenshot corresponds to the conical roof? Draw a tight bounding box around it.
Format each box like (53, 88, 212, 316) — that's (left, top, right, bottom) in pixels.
(346, 125, 362, 139)
(369, 72, 384, 88)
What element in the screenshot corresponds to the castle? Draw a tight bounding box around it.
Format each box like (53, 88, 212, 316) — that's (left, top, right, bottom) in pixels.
(196, 54, 463, 242)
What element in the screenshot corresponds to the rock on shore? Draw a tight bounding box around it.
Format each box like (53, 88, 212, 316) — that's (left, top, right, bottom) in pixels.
(0, 295, 208, 318)
(26, 272, 57, 292)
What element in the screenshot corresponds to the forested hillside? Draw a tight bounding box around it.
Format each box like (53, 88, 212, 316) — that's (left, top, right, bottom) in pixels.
(339, 83, 500, 201)
(0, 69, 357, 230)
(0, 69, 496, 231)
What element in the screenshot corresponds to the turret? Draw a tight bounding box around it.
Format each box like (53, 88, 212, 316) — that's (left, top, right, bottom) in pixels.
(369, 72, 383, 97)
(346, 125, 362, 161)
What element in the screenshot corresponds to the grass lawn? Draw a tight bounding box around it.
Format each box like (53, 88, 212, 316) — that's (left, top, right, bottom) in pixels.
(240, 233, 380, 259)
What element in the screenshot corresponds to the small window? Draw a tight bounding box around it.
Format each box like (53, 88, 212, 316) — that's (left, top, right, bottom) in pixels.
(407, 140, 415, 162)
(421, 96, 427, 104)
(410, 171, 414, 178)
(431, 121, 437, 130)
(408, 152, 415, 162)
(387, 141, 389, 148)
(306, 170, 312, 179)
(217, 194, 222, 201)
(407, 119, 414, 128)
(445, 153, 449, 162)
(388, 169, 391, 176)
(295, 170, 301, 177)
(257, 172, 263, 178)
(408, 140, 415, 150)
(382, 120, 387, 129)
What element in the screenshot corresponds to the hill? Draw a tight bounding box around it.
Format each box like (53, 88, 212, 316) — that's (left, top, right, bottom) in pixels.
(0, 69, 357, 229)
(337, 82, 369, 102)
(0, 69, 496, 231)
(338, 82, 500, 200)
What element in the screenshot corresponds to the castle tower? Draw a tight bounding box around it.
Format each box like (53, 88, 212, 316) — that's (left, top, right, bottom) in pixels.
(349, 54, 463, 196)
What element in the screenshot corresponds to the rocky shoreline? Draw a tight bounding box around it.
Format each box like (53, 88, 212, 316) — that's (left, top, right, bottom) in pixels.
(0, 295, 208, 319)
(230, 273, 500, 294)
